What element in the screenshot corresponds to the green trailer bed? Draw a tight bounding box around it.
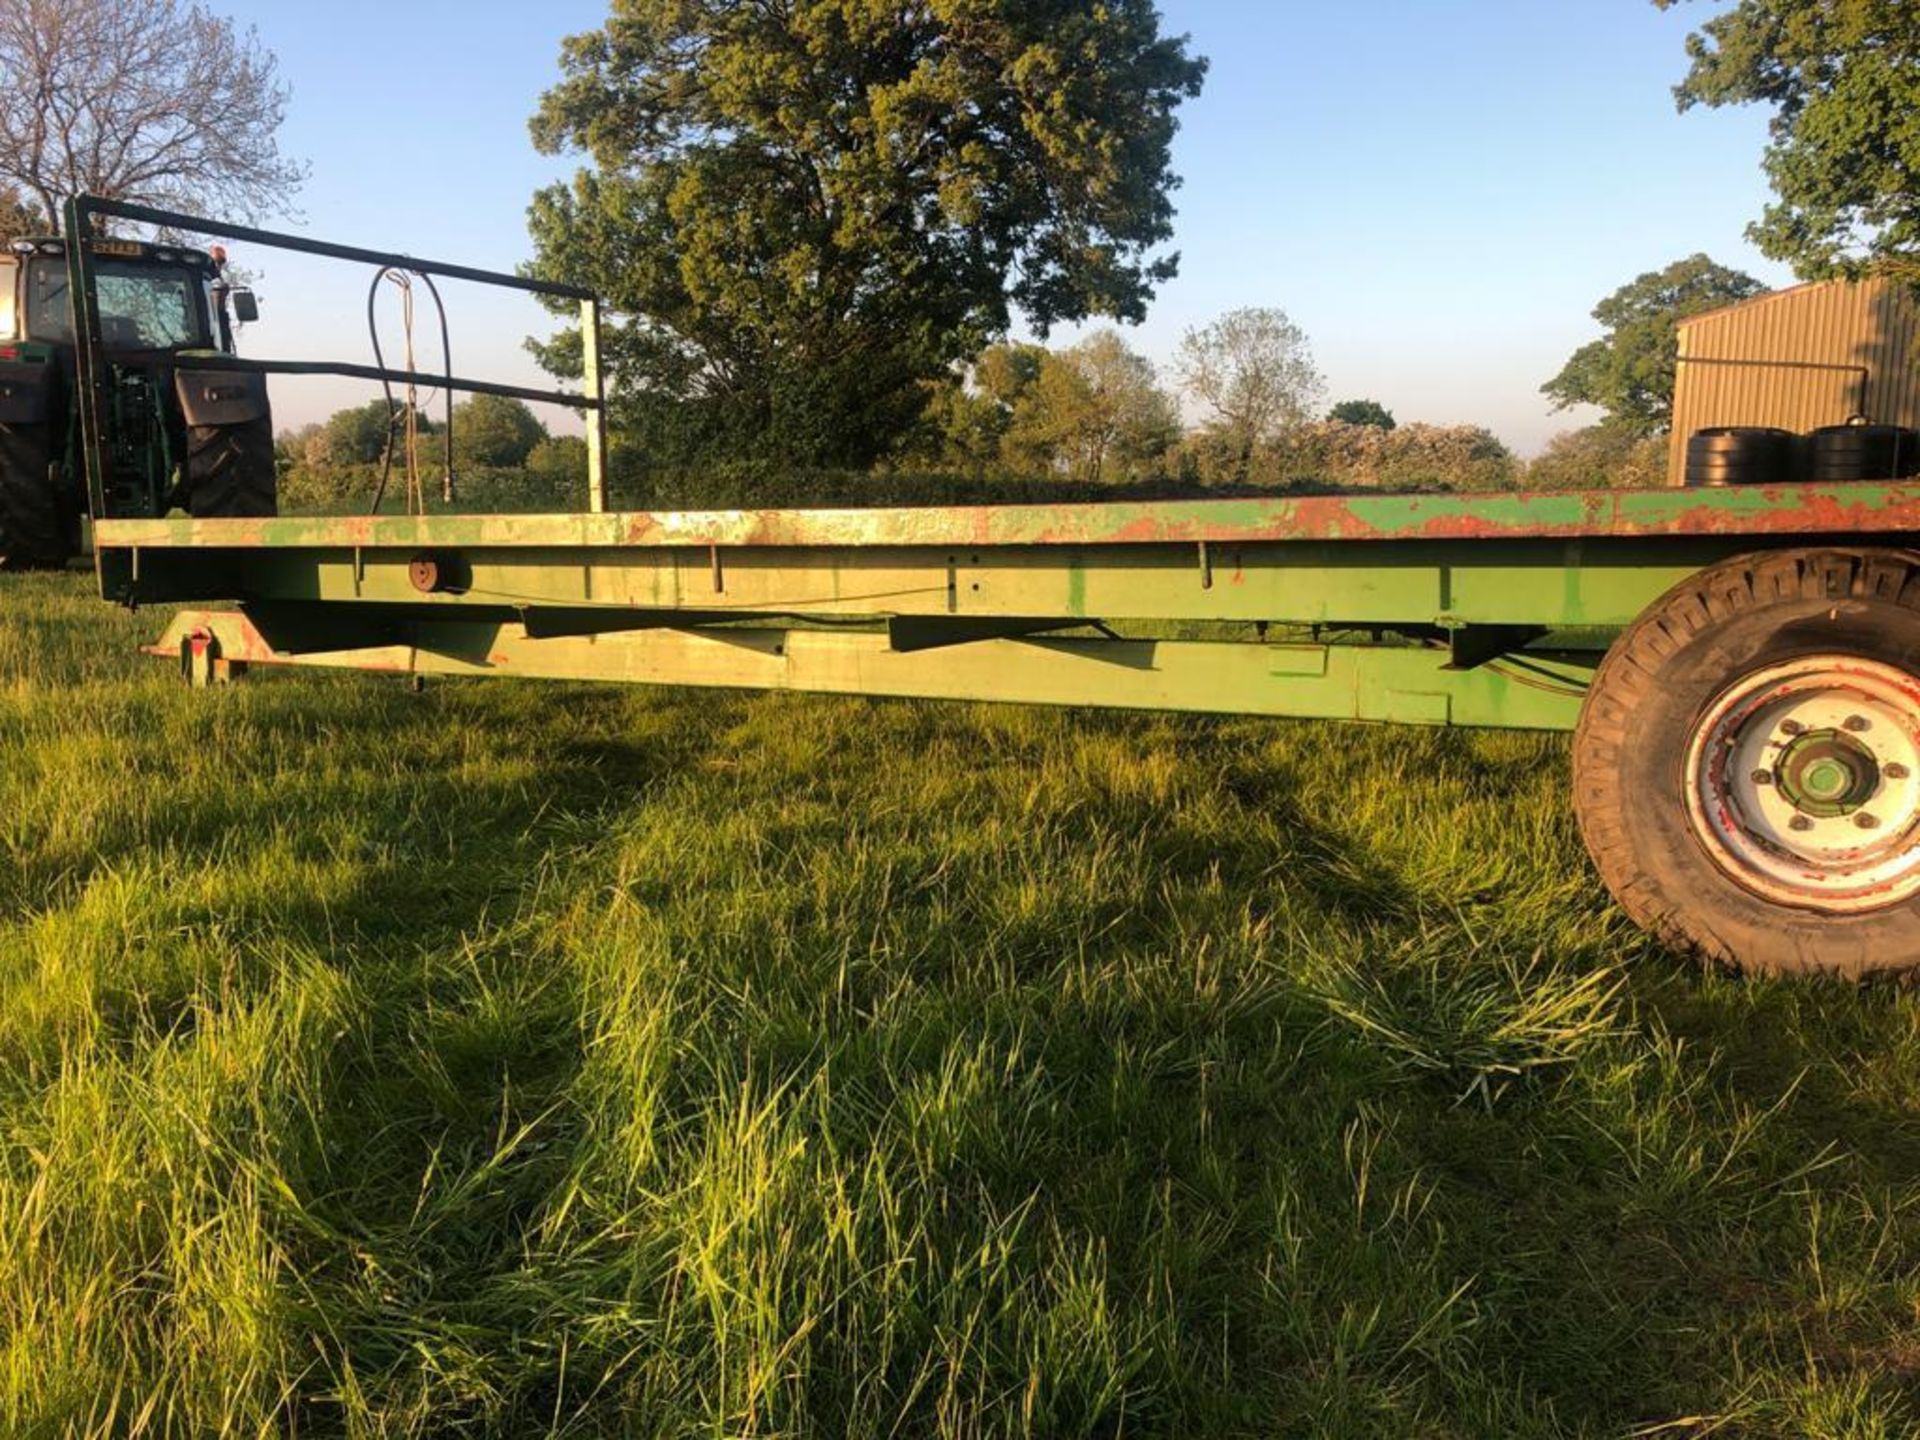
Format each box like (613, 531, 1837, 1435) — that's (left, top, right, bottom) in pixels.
(91, 482, 1920, 730)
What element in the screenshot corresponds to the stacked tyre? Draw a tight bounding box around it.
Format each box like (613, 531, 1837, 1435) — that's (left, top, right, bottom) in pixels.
(1806, 424, 1920, 483)
(1684, 427, 1796, 488)
(1685, 423, 1920, 486)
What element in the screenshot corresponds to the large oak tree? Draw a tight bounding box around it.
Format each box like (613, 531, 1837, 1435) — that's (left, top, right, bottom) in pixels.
(526, 0, 1206, 468)
(1659, 0, 1920, 281)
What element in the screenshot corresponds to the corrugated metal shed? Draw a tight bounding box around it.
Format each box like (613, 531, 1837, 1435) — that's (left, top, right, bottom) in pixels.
(1669, 276, 1920, 483)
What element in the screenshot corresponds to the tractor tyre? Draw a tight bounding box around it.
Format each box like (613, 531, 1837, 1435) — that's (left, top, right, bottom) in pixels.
(184, 415, 277, 518)
(1573, 547, 1920, 978)
(0, 423, 71, 569)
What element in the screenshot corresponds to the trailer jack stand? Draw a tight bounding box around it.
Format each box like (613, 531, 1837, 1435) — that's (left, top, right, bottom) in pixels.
(179, 628, 244, 687)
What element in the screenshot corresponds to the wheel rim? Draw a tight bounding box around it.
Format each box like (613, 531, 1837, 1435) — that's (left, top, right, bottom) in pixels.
(1684, 656, 1920, 912)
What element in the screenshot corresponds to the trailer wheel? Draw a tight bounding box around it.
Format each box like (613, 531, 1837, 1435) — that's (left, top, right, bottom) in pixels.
(1573, 548, 1920, 978)
(0, 424, 71, 569)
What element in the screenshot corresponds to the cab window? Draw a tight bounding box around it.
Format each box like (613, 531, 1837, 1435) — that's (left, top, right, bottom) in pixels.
(25, 256, 207, 349)
(0, 256, 15, 341)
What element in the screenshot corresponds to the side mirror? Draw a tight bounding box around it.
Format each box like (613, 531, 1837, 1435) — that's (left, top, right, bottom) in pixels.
(230, 289, 259, 324)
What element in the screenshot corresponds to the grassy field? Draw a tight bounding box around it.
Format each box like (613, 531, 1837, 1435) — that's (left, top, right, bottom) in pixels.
(0, 570, 1916, 1437)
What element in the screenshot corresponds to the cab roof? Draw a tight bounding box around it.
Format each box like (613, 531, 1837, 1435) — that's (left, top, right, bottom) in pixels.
(5, 236, 220, 272)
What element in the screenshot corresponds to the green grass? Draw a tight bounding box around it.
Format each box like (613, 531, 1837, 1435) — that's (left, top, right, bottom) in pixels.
(0, 570, 1917, 1437)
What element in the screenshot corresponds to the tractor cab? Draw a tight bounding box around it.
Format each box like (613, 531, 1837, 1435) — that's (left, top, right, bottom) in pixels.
(4, 236, 256, 353)
(0, 235, 275, 568)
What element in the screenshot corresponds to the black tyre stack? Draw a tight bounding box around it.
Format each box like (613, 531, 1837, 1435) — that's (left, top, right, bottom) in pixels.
(1684, 423, 1920, 487)
(1805, 424, 1920, 483)
(1683, 427, 1796, 488)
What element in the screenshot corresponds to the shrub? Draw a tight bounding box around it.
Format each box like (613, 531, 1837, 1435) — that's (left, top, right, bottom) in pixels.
(1260, 421, 1521, 491)
(1526, 425, 1670, 490)
(275, 460, 577, 516)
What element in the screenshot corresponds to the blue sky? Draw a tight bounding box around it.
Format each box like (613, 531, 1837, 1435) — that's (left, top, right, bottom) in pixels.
(213, 0, 1786, 454)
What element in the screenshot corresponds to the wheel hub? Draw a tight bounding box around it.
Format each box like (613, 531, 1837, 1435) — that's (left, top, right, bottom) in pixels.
(1684, 657, 1920, 912)
(1774, 729, 1880, 817)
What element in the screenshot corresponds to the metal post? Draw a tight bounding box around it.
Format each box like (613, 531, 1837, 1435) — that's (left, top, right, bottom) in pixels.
(581, 298, 609, 514)
(62, 196, 111, 524)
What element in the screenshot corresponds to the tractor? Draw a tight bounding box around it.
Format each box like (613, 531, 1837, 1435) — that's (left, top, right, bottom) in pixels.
(0, 234, 275, 569)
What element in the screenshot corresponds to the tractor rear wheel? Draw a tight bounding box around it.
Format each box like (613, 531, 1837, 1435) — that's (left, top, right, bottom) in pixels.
(0, 423, 71, 569)
(184, 416, 277, 518)
(1573, 547, 1920, 978)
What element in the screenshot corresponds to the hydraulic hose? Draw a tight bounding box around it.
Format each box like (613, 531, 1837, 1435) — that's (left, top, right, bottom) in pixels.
(366, 265, 455, 514)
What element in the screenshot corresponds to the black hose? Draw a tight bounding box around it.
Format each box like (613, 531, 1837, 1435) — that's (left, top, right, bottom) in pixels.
(366, 265, 455, 513)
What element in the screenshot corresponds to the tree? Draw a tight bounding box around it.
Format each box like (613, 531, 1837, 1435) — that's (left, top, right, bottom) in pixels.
(1329, 399, 1396, 430)
(526, 1, 1207, 469)
(453, 394, 547, 469)
(921, 343, 1047, 478)
(1542, 254, 1766, 436)
(0, 0, 305, 228)
(1177, 307, 1324, 481)
(275, 421, 321, 475)
(526, 435, 588, 489)
(0, 183, 40, 236)
(1006, 331, 1178, 483)
(312, 400, 436, 469)
(318, 402, 397, 468)
(1659, 0, 1920, 281)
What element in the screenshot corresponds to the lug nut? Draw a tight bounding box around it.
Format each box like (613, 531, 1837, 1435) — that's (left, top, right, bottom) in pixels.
(1780, 719, 1806, 736)
(1856, 813, 1880, 830)
(1888, 763, 1910, 781)
(1751, 769, 1774, 786)
(1790, 815, 1815, 832)
(1845, 715, 1872, 733)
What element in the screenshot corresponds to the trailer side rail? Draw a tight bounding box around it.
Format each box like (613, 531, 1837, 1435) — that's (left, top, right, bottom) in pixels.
(63, 194, 613, 518)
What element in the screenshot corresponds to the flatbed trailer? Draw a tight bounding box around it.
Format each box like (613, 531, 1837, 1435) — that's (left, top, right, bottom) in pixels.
(62, 198, 1920, 979)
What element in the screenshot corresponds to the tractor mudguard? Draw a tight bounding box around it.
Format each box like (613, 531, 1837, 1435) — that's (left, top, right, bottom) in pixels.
(175, 366, 276, 518)
(174, 367, 270, 428)
(0, 357, 56, 425)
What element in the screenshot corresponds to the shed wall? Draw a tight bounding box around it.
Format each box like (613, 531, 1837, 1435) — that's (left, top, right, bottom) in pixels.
(1667, 278, 1920, 483)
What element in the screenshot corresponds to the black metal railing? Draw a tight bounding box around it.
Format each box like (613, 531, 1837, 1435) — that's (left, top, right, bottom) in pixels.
(63, 194, 611, 520)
